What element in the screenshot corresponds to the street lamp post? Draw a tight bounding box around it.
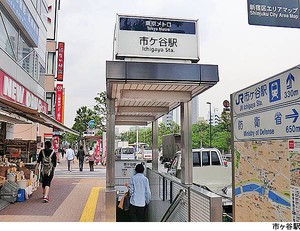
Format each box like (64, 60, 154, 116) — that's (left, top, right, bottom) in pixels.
(206, 102, 212, 148)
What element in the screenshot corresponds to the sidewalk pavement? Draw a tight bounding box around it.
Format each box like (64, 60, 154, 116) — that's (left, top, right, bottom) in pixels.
(0, 157, 114, 222)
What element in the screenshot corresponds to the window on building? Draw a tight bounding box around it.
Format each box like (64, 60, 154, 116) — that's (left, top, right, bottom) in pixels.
(39, 62, 46, 85)
(47, 52, 55, 75)
(46, 92, 54, 115)
(0, 3, 46, 85)
(0, 6, 17, 59)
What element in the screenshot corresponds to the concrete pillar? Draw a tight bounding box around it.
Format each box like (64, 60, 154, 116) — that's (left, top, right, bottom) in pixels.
(152, 120, 159, 171)
(106, 98, 115, 188)
(180, 101, 193, 185)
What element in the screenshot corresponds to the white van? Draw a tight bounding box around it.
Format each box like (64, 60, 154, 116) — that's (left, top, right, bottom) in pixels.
(115, 147, 135, 160)
(167, 148, 232, 195)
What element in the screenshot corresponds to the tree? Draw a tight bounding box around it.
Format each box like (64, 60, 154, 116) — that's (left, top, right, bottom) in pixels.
(61, 91, 108, 145)
(192, 121, 210, 148)
(93, 91, 107, 136)
(72, 106, 98, 136)
(214, 111, 231, 152)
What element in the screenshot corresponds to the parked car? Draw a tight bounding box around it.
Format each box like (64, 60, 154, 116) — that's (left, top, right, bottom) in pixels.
(143, 149, 152, 162)
(167, 148, 232, 197)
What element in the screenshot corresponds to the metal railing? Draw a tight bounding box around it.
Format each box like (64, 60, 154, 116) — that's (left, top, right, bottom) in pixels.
(161, 189, 186, 222)
(146, 168, 223, 222)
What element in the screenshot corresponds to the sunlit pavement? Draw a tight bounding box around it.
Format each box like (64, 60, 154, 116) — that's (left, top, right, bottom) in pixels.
(0, 158, 111, 222)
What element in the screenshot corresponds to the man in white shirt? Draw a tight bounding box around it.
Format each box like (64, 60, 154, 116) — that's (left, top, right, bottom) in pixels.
(65, 145, 75, 172)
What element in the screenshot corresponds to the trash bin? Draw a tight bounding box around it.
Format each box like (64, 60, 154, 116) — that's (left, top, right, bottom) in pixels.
(16, 189, 25, 202)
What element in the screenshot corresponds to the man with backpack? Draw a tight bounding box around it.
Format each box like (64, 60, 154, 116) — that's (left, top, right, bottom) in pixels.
(35, 140, 57, 203)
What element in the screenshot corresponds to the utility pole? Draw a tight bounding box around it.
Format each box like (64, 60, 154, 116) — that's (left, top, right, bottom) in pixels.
(206, 102, 212, 148)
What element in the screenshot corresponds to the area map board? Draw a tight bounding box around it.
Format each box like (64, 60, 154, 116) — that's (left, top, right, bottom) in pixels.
(231, 65, 300, 222)
(247, 0, 300, 28)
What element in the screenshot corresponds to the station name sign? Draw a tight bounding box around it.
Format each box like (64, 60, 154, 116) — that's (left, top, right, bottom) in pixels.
(247, 0, 300, 28)
(115, 14, 199, 61)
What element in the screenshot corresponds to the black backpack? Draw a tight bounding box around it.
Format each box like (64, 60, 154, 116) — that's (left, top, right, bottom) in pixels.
(41, 150, 55, 176)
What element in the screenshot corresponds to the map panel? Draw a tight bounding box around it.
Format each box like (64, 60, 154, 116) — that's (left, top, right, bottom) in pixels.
(235, 140, 291, 222)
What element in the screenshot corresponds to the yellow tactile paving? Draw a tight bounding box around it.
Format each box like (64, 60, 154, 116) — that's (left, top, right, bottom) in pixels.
(80, 187, 103, 222)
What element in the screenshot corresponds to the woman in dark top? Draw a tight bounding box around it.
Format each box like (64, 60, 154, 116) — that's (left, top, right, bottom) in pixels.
(35, 140, 57, 203)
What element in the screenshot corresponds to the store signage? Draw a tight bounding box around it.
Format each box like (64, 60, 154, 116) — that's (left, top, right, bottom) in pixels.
(115, 15, 199, 61)
(4, 0, 39, 46)
(57, 42, 65, 81)
(55, 84, 63, 123)
(0, 70, 48, 113)
(83, 131, 95, 137)
(247, 0, 300, 28)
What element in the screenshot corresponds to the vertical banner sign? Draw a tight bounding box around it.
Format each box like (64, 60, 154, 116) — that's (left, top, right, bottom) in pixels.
(52, 136, 59, 153)
(62, 88, 65, 123)
(55, 84, 63, 123)
(57, 42, 65, 81)
(95, 139, 100, 164)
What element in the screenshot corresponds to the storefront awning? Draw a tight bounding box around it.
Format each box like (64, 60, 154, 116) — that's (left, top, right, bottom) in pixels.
(0, 98, 79, 136)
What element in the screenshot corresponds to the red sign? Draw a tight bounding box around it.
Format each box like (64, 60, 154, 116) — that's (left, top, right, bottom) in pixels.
(95, 139, 101, 164)
(289, 140, 294, 149)
(57, 42, 65, 81)
(55, 84, 63, 123)
(52, 136, 59, 152)
(0, 70, 48, 113)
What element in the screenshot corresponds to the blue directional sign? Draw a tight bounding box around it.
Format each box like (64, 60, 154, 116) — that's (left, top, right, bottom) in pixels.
(88, 120, 95, 129)
(232, 66, 300, 116)
(234, 104, 300, 141)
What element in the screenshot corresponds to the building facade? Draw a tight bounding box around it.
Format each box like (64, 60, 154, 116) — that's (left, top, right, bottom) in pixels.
(0, 0, 75, 162)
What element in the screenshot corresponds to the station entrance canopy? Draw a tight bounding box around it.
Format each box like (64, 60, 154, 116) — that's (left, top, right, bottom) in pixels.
(0, 97, 79, 136)
(106, 61, 219, 125)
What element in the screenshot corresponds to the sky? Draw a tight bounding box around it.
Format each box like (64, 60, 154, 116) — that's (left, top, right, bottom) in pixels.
(57, 0, 300, 128)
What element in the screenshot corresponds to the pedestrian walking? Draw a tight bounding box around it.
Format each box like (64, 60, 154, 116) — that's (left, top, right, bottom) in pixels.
(61, 147, 65, 159)
(88, 147, 95, 171)
(77, 145, 85, 171)
(35, 140, 57, 203)
(65, 145, 75, 172)
(127, 163, 151, 222)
